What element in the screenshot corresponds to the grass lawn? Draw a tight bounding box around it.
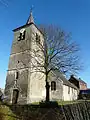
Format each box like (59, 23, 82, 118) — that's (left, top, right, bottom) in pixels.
(0, 102, 16, 120)
(31, 100, 90, 106)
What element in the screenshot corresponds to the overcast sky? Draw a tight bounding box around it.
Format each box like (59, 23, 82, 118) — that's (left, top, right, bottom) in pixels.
(0, 0, 90, 88)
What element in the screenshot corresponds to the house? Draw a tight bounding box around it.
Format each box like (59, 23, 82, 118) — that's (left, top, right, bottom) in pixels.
(4, 10, 78, 104)
(69, 75, 87, 90)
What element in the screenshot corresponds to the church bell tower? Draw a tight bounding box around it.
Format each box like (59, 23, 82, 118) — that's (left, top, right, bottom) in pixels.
(5, 10, 46, 104)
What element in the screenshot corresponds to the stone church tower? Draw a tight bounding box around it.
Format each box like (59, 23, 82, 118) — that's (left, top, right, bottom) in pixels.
(5, 11, 46, 104)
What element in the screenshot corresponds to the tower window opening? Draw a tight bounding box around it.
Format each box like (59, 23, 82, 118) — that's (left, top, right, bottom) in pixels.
(18, 31, 26, 41)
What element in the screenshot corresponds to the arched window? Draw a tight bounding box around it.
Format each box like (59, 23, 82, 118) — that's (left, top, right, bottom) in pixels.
(51, 81, 56, 91)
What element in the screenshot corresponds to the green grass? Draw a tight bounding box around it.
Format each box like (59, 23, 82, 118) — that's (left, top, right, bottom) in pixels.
(57, 100, 78, 105)
(30, 102, 39, 105)
(31, 100, 78, 105)
(31, 100, 90, 106)
(58, 100, 90, 105)
(0, 104, 17, 120)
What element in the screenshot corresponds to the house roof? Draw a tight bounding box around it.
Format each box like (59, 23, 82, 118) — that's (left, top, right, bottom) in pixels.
(53, 70, 78, 90)
(71, 75, 87, 84)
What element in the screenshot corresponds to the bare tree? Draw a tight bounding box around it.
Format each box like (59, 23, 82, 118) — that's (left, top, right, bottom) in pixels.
(17, 25, 81, 102)
(38, 25, 81, 101)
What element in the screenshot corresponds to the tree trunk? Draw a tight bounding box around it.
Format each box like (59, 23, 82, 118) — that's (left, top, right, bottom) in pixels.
(45, 75, 50, 102)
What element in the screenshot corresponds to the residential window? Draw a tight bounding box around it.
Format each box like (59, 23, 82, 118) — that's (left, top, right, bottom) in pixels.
(68, 86, 70, 94)
(18, 31, 26, 41)
(51, 81, 56, 91)
(36, 33, 40, 44)
(15, 71, 19, 79)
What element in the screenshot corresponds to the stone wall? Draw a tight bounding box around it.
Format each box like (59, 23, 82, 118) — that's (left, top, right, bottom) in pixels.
(27, 24, 46, 103)
(1, 101, 90, 120)
(5, 69, 28, 104)
(5, 23, 46, 104)
(48, 72, 63, 101)
(5, 25, 32, 104)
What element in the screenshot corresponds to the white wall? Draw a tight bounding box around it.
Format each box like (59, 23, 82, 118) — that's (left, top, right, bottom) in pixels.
(63, 85, 78, 101)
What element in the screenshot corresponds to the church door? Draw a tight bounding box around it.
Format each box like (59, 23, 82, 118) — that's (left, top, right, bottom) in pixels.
(12, 89, 19, 104)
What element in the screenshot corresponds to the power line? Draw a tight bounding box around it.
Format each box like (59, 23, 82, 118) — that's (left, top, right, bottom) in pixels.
(0, 0, 8, 7)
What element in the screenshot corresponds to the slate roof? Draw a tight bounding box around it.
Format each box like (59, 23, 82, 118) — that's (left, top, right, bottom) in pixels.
(71, 75, 86, 84)
(53, 70, 78, 90)
(13, 11, 44, 36)
(26, 10, 34, 24)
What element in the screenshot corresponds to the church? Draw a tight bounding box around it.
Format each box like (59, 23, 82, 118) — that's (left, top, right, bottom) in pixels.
(5, 11, 78, 104)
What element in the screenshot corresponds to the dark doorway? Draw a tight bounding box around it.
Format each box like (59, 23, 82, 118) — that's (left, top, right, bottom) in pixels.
(12, 89, 19, 104)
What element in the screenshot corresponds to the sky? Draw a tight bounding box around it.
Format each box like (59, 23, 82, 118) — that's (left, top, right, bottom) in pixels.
(0, 0, 90, 88)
